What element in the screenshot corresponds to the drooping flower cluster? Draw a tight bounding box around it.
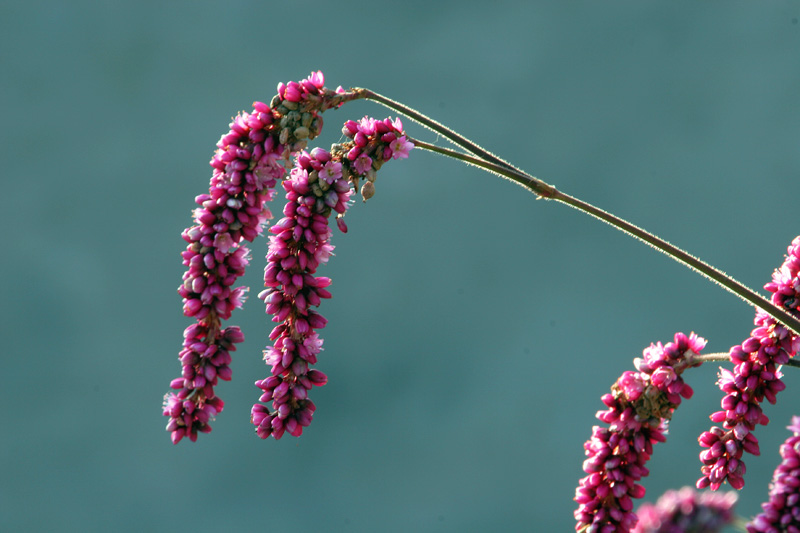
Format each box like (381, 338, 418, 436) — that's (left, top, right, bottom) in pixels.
(696, 314, 797, 490)
(340, 115, 414, 203)
(632, 486, 738, 533)
(250, 147, 350, 439)
(748, 416, 800, 532)
(163, 71, 345, 444)
(698, 237, 800, 488)
(251, 116, 413, 440)
(575, 332, 707, 532)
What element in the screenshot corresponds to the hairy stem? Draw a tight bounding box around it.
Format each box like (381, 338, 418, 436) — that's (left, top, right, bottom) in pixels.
(694, 352, 800, 369)
(409, 138, 800, 337)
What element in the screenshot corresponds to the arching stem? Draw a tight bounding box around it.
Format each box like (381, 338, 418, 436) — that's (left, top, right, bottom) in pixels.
(408, 137, 800, 337)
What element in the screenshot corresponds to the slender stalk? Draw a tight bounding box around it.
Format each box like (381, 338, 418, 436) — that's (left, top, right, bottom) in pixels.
(410, 138, 556, 198)
(409, 138, 800, 337)
(550, 191, 800, 336)
(690, 353, 733, 365)
(694, 352, 800, 368)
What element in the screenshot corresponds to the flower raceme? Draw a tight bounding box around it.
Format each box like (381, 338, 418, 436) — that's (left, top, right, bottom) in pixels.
(249, 148, 349, 440)
(574, 332, 706, 532)
(696, 313, 797, 490)
(251, 116, 413, 440)
(163, 71, 349, 444)
(697, 237, 800, 489)
(162, 67, 413, 444)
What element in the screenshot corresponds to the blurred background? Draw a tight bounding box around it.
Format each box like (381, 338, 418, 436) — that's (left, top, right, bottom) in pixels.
(3, 1, 800, 531)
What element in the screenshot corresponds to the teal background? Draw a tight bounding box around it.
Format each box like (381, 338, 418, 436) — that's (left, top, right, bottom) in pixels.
(3, 1, 800, 531)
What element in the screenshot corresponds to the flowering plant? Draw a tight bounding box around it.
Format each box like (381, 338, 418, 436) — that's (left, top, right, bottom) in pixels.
(163, 71, 800, 532)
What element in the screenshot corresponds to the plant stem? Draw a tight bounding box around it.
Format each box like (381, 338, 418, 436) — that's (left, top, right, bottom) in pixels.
(409, 138, 556, 198)
(408, 138, 800, 337)
(694, 352, 800, 368)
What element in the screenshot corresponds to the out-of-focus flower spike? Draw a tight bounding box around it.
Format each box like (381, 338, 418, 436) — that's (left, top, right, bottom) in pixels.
(633, 486, 738, 532)
(747, 416, 800, 532)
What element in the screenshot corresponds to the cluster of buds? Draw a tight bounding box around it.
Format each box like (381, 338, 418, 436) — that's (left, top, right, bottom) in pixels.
(163, 323, 242, 443)
(697, 313, 796, 489)
(338, 116, 414, 204)
(272, 71, 329, 147)
(251, 117, 413, 439)
(575, 332, 706, 532)
(164, 72, 348, 443)
(698, 237, 800, 488)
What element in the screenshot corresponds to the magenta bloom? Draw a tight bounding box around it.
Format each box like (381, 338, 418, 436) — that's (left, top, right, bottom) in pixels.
(164, 71, 345, 444)
(251, 116, 412, 440)
(353, 152, 372, 175)
(698, 236, 800, 487)
(748, 416, 800, 532)
(633, 486, 738, 533)
(388, 135, 414, 159)
(574, 332, 706, 532)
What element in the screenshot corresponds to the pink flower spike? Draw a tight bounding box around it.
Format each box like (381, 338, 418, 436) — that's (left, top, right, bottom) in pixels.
(575, 332, 704, 532)
(166, 71, 357, 444)
(251, 138, 355, 440)
(249, 115, 413, 441)
(697, 236, 800, 489)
